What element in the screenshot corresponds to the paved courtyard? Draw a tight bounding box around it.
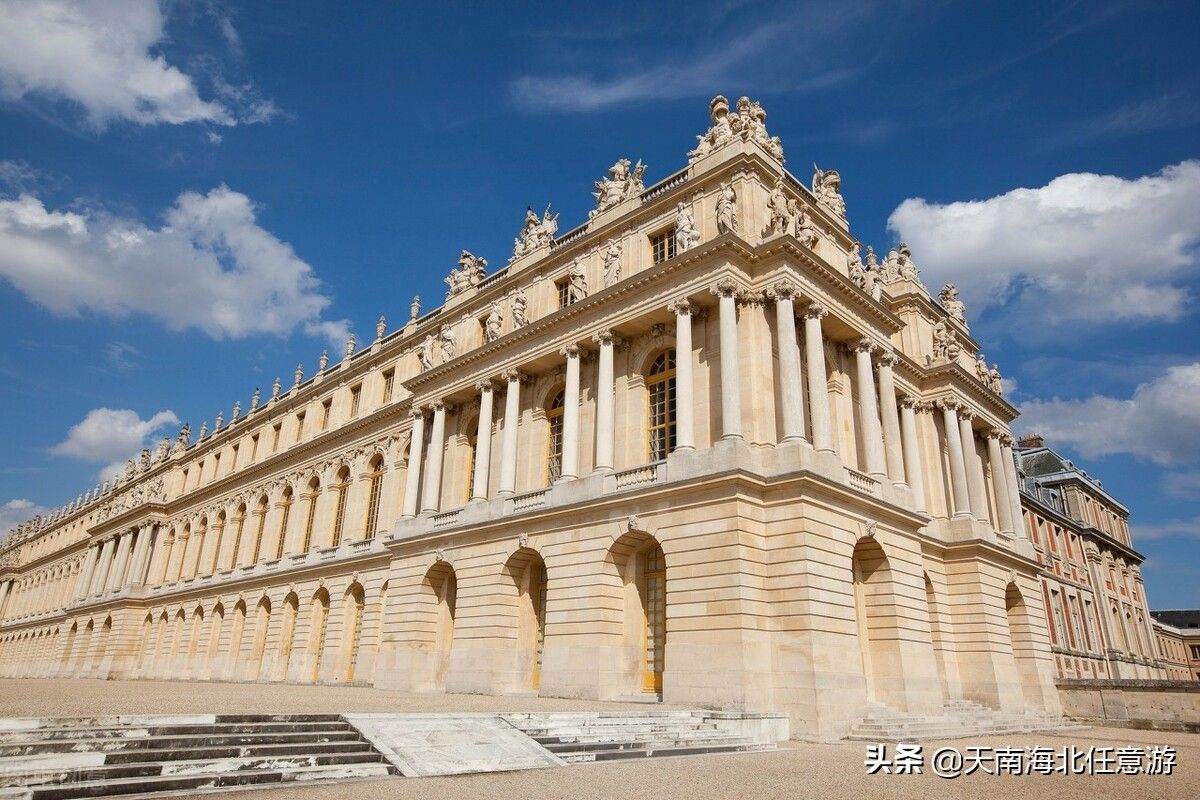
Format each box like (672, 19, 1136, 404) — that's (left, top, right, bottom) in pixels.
(0, 679, 1195, 800)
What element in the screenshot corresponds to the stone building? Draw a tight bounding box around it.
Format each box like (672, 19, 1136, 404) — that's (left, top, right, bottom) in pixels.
(1013, 436, 1166, 681)
(0, 95, 1065, 739)
(1151, 610, 1200, 681)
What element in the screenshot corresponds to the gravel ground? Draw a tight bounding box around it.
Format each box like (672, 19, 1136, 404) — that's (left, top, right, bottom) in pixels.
(0, 679, 1194, 800)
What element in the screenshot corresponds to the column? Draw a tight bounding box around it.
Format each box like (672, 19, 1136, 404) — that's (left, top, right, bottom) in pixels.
(986, 431, 1015, 535)
(0, 580, 11, 621)
(124, 526, 148, 588)
(898, 397, 927, 513)
(471, 380, 496, 499)
(128, 524, 155, 587)
(90, 537, 115, 595)
(106, 531, 133, 592)
(853, 339, 887, 479)
(939, 400, 972, 518)
(592, 331, 618, 470)
(668, 301, 696, 452)
(75, 544, 99, 599)
(421, 401, 447, 513)
(771, 284, 806, 443)
(497, 370, 524, 496)
(958, 411, 990, 524)
(710, 279, 743, 439)
(1000, 437, 1026, 539)
(803, 304, 834, 452)
(559, 345, 582, 480)
(402, 409, 426, 517)
(876, 353, 906, 486)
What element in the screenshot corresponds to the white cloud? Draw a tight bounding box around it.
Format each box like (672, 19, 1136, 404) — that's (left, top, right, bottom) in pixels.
(887, 161, 1200, 325)
(50, 408, 179, 483)
(1017, 363, 1200, 466)
(1133, 515, 1200, 541)
(0, 185, 349, 341)
(1163, 470, 1200, 500)
(0, 0, 271, 129)
(0, 499, 51, 541)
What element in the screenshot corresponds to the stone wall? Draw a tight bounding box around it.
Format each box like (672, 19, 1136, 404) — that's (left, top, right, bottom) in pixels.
(1056, 679, 1200, 732)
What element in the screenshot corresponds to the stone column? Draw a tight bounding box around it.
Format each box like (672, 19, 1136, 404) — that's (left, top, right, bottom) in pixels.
(710, 279, 743, 439)
(1000, 437, 1026, 539)
(803, 304, 834, 453)
(421, 401, 448, 513)
(0, 580, 11, 621)
(668, 300, 696, 452)
(497, 371, 525, 496)
(75, 544, 99, 599)
(471, 381, 496, 500)
(592, 331, 618, 471)
(986, 430, 1016, 535)
(876, 352, 906, 486)
(90, 537, 116, 595)
(899, 397, 927, 513)
(770, 284, 806, 443)
(106, 531, 133, 592)
(559, 345, 582, 480)
(402, 409, 426, 517)
(939, 400, 972, 518)
(958, 411, 990, 525)
(124, 525, 149, 588)
(853, 339, 887, 480)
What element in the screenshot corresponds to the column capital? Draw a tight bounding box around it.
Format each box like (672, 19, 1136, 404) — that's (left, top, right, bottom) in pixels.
(591, 329, 624, 347)
(474, 379, 497, 394)
(958, 408, 976, 422)
(559, 343, 581, 359)
(802, 303, 829, 320)
(431, 399, 448, 412)
(876, 350, 898, 367)
(934, 397, 959, 412)
(898, 394, 918, 409)
(986, 427, 1006, 441)
(708, 277, 741, 299)
(409, 407, 427, 421)
(666, 298, 697, 317)
(766, 280, 798, 301)
(501, 368, 529, 384)
(851, 337, 877, 354)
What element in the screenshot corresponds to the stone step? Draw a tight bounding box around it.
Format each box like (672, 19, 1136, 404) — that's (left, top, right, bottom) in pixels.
(534, 730, 742, 746)
(560, 741, 773, 763)
(0, 722, 352, 744)
(515, 724, 716, 738)
(541, 735, 754, 754)
(100, 740, 374, 765)
(0, 731, 364, 757)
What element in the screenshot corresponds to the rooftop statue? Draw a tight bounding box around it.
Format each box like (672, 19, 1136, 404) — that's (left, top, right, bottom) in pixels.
(511, 204, 558, 262)
(484, 302, 503, 342)
(939, 283, 968, 327)
(688, 94, 784, 164)
(438, 323, 457, 361)
(447, 250, 487, 297)
(674, 202, 700, 252)
(896, 243, 922, 285)
(419, 334, 436, 371)
(602, 239, 623, 287)
(932, 320, 962, 361)
(793, 203, 819, 250)
(591, 158, 646, 218)
(989, 363, 1004, 394)
(567, 258, 589, 302)
(811, 164, 846, 219)
(764, 178, 792, 237)
(714, 181, 738, 235)
(511, 288, 529, 328)
(847, 244, 866, 290)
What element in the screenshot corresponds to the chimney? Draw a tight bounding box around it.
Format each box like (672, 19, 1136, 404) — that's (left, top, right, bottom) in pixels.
(1017, 433, 1044, 449)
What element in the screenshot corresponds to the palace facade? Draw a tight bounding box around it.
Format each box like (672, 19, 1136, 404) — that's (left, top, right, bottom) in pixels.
(1, 94, 1153, 738)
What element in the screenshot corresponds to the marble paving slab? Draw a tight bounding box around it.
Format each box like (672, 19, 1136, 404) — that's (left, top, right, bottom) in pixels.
(343, 714, 564, 777)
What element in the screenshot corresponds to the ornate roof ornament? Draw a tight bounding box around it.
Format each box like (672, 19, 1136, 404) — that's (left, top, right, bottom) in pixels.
(447, 250, 487, 297)
(590, 158, 646, 219)
(811, 164, 846, 220)
(344, 334, 356, 359)
(939, 283, 968, 327)
(674, 202, 700, 252)
(688, 94, 784, 164)
(511, 205, 558, 262)
(715, 181, 738, 235)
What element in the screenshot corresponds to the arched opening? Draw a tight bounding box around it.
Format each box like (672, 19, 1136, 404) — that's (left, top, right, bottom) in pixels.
(252, 597, 271, 680)
(308, 588, 331, 682)
(331, 467, 350, 547)
(424, 562, 457, 686)
(610, 531, 667, 695)
(924, 573, 950, 696)
(229, 504, 247, 569)
(1005, 582, 1040, 708)
(363, 454, 384, 539)
(646, 349, 678, 461)
(274, 488, 292, 559)
(174, 525, 191, 581)
(545, 389, 565, 485)
(190, 519, 207, 578)
(505, 548, 548, 690)
(152, 612, 169, 676)
(852, 537, 895, 704)
(206, 603, 224, 679)
(137, 614, 153, 670)
(81, 619, 95, 675)
(93, 616, 112, 670)
(209, 512, 226, 574)
(278, 593, 300, 681)
(300, 477, 320, 552)
(62, 622, 77, 674)
(228, 600, 247, 680)
(343, 583, 366, 682)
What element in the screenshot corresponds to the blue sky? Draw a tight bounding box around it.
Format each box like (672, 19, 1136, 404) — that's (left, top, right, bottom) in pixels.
(0, 1, 1197, 606)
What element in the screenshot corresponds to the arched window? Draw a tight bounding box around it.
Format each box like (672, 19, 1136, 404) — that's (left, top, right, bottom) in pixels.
(463, 422, 478, 502)
(331, 467, 350, 547)
(344, 584, 366, 682)
(190, 519, 207, 578)
(546, 390, 565, 485)
(251, 496, 268, 563)
(208, 512, 226, 574)
(301, 477, 320, 552)
(229, 504, 247, 569)
(647, 350, 677, 461)
(275, 488, 293, 559)
(363, 455, 384, 538)
(309, 589, 330, 682)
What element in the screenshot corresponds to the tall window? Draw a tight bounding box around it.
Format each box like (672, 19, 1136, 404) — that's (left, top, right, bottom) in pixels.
(275, 489, 292, 559)
(331, 468, 349, 547)
(556, 280, 571, 308)
(647, 350, 678, 461)
(349, 385, 362, 418)
(250, 434, 259, 461)
(651, 228, 676, 264)
(229, 505, 246, 569)
(250, 497, 267, 563)
(271, 423, 282, 453)
(464, 427, 478, 501)
(381, 369, 395, 404)
(320, 399, 332, 430)
(546, 390, 565, 485)
(302, 479, 320, 551)
(363, 455, 384, 538)
(295, 412, 306, 441)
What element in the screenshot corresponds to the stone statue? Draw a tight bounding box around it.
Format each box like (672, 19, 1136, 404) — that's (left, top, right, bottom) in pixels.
(409, 297, 419, 323)
(231, 400, 241, 422)
(975, 353, 991, 383)
(989, 363, 1004, 394)
(847, 244, 866, 289)
(932, 321, 961, 361)
(293, 363, 304, 388)
(591, 158, 646, 218)
(271, 376, 281, 400)
(880, 248, 901, 283)
(764, 178, 792, 237)
(214, 411, 224, 432)
(484, 302, 503, 342)
(688, 94, 734, 160)
(864, 247, 882, 301)
(811, 164, 846, 219)
(602, 239, 623, 287)
(344, 334, 356, 359)
(688, 94, 784, 163)
(939, 283, 967, 327)
(567, 259, 588, 302)
(155, 438, 170, 462)
(139, 448, 152, 471)
(378, 313, 389, 338)
(175, 423, 191, 453)
(122, 459, 136, 483)
(511, 289, 529, 328)
(896, 243, 921, 283)
(793, 206, 819, 250)
(447, 251, 487, 296)
(511, 204, 559, 261)
(198, 421, 209, 441)
(438, 324, 456, 361)
(250, 387, 261, 411)
(714, 181, 738, 235)
(318, 350, 329, 372)
(419, 334, 436, 370)
(674, 202, 700, 252)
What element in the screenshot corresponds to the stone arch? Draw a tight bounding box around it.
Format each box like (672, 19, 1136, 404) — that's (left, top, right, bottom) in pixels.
(206, 602, 225, 678)
(851, 536, 898, 705)
(307, 587, 332, 682)
(1005, 582, 1042, 708)
(152, 611, 169, 676)
(136, 613, 154, 671)
(923, 572, 951, 697)
(331, 465, 351, 547)
(277, 592, 300, 681)
(80, 618, 95, 676)
(342, 582, 366, 683)
(251, 596, 272, 680)
(608, 530, 667, 695)
(228, 599, 248, 680)
(300, 476, 321, 552)
(92, 616, 112, 671)
(423, 561, 457, 688)
(209, 510, 227, 574)
(362, 453, 385, 539)
(503, 547, 548, 691)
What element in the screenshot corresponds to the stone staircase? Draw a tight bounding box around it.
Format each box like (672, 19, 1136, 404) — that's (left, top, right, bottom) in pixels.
(0, 714, 394, 799)
(503, 711, 775, 763)
(845, 700, 1087, 742)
